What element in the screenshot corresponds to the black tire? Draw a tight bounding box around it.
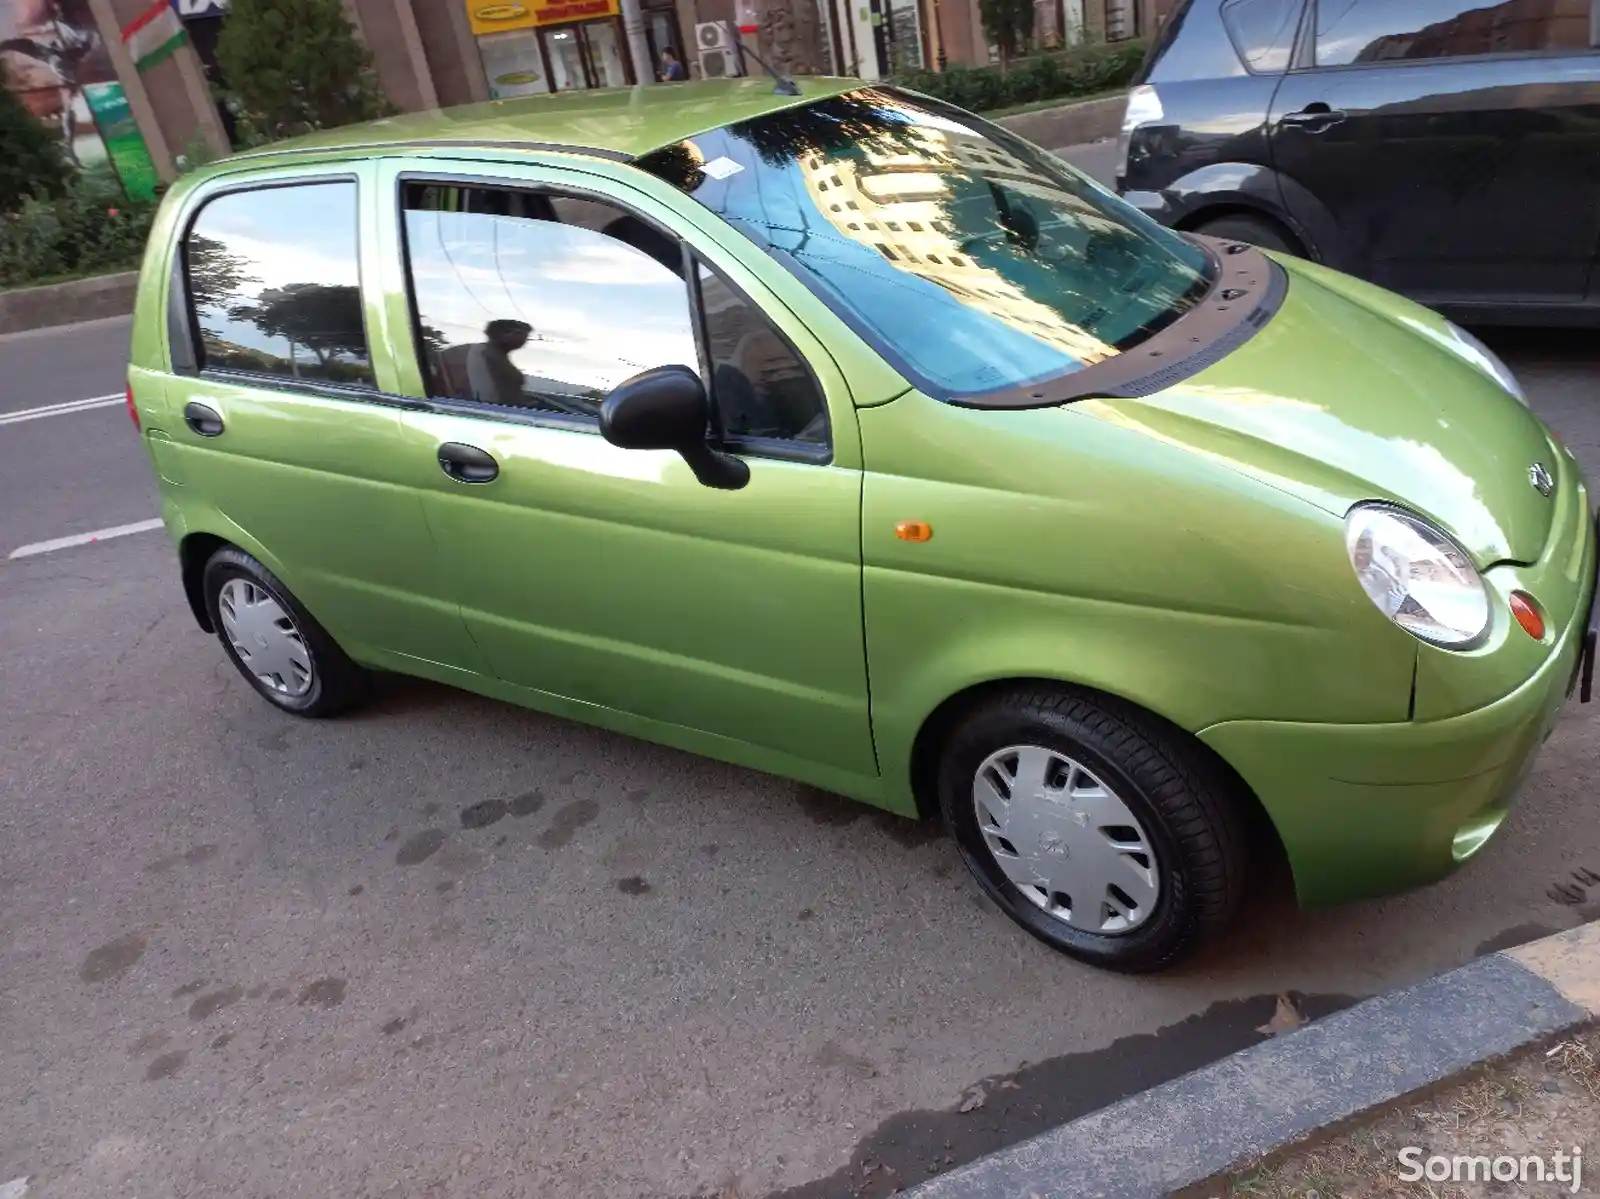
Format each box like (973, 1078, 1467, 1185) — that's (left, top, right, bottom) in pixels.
(202, 547, 368, 718)
(938, 687, 1248, 974)
(1193, 213, 1302, 257)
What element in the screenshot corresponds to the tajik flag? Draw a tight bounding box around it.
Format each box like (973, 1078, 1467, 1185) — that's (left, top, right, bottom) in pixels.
(122, 0, 188, 70)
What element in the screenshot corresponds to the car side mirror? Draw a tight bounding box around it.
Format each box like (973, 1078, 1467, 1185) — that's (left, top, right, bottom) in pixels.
(599, 364, 750, 491)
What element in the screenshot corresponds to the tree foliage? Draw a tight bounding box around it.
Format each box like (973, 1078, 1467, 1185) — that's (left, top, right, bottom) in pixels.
(215, 0, 393, 145)
(978, 0, 1037, 69)
(0, 66, 69, 213)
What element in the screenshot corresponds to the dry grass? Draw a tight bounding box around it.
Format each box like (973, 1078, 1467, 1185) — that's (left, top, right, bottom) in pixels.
(1207, 1026, 1600, 1199)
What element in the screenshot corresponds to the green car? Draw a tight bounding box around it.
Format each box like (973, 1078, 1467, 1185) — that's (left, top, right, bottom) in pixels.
(128, 78, 1598, 973)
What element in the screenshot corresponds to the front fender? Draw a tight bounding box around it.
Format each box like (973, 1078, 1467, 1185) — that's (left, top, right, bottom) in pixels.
(857, 392, 1416, 814)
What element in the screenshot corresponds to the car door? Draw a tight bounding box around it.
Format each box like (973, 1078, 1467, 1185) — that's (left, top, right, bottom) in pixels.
(161, 165, 483, 672)
(374, 161, 878, 792)
(1269, 0, 1600, 306)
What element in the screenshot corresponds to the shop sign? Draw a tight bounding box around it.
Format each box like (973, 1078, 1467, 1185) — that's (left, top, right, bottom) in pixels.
(465, 0, 618, 35)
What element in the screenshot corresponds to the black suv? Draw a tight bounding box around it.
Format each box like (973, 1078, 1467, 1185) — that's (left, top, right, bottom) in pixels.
(1116, 0, 1600, 325)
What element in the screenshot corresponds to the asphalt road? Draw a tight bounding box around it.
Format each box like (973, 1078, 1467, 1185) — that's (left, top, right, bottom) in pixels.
(5, 186, 1600, 1197)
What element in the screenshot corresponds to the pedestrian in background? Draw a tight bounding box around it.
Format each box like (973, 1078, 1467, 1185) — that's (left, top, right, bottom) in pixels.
(659, 47, 685, 81)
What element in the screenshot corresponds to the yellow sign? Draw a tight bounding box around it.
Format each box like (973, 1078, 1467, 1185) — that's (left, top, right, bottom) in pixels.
(467, 0, 618, 34)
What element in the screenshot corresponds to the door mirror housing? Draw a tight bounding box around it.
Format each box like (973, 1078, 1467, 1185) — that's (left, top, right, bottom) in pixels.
(599, 365, 750, 491)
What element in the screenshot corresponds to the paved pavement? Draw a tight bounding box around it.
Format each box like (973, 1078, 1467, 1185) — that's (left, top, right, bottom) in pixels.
(4, 169, 1600, 1199)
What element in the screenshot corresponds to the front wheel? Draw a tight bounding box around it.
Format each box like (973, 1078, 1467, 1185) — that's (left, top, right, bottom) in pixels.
(938, 687, 1249, 973)
(203, 547, 369, 718)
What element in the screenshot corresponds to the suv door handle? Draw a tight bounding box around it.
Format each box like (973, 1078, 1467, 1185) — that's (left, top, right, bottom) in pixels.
(1279, 105, 1346, 133)
(437, 441, 499, 484)
(183, 401, 225, 437)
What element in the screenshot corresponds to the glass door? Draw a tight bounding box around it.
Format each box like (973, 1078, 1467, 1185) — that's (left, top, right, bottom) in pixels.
(580, 20, 630, 87)
(542, 25, 587, 91)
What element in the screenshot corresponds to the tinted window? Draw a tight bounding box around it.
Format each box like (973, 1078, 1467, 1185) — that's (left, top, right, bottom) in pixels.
(638, 88, 1213, 404)
(403, 184, 697, 421)
(1222, 0, 1303, 71)
(1316, 0, 1595, 66)
(185, 182, 373, 386)
(698, 263, 827, 445)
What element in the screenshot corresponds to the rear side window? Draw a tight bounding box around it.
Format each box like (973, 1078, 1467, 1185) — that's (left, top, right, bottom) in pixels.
(183, 181, 374, 387)
(1222, 0, 1303, 72)
(1315, 0, 1596, 67)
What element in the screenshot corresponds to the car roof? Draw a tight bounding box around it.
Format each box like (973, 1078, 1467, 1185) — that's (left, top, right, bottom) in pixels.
(229, 76, 864, 165)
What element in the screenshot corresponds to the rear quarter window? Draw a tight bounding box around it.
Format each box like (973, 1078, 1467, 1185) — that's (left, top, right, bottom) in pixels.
(1141, 0, 1254, 80)
(1221, 0, 1305, 72)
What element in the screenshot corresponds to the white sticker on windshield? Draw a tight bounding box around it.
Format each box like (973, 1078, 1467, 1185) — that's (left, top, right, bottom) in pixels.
(701, 156, 745, 180)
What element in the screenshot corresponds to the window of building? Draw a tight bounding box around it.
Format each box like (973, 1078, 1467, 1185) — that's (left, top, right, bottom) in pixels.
(1315, 0, 1595, 67)
(183, 181, 373, 387)
(401, 183, 697, 421)
(1221, 0, 1302, 72)
(697, 262, 828, 446)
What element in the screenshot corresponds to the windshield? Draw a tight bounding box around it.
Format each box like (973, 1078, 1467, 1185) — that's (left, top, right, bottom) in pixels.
(636, 87, 1214, 403)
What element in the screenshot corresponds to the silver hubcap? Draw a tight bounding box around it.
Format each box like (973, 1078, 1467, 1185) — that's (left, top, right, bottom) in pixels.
(218, 578, 314, 698)
(972, 745, 1161, 935)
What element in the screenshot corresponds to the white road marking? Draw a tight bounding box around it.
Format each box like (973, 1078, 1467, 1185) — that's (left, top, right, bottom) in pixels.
(0, 393, 124, 426)
(8, 518, 164, 560)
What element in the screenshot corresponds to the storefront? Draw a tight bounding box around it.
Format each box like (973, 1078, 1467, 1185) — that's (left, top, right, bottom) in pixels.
(468, 0, 686, 97)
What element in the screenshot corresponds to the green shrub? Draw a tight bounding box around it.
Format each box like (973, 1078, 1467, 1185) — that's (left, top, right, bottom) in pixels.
(893, 39, 1146, 114)
(0, 163, 155, 288)
(216, 0, 393, 145)
(0, 67, 70, 213)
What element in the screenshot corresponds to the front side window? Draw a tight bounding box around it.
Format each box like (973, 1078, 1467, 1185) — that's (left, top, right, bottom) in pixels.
(1315, 0, 1594, 67)
(402, 184, 697, 421)
(184, 181, 374, 386)
(637, 88, 1214, 404)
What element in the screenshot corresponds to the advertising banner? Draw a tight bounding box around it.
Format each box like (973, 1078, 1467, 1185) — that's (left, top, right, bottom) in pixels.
(82, 79, 158, 200)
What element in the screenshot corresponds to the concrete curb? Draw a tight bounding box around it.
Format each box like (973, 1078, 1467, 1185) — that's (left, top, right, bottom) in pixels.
(0, 271, 138, 335)
(903, 921, 1600, 1199)
(994, 93, 1126, 151)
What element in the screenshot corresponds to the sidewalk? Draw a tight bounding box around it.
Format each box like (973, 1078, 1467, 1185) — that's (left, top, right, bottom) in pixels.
(1195, 1027, 1598, 1198)
(904, 921, 1600, 1199)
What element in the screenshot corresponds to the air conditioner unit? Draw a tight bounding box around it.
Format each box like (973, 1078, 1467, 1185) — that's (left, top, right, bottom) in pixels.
(696, 21, 742, 77)
(696, 19, 733, 51)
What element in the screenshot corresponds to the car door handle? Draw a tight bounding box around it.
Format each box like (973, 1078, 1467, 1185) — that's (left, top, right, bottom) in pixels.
(183, 401, 224, 437)
(1279, 106, 1346, 133)
(437, 441, 499, 484)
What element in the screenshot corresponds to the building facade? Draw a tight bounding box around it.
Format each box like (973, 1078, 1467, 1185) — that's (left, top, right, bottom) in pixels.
(2, 0, 1168, 191)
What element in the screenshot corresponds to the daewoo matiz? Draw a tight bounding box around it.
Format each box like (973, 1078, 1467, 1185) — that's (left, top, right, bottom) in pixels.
(128, 78, 1598, 972)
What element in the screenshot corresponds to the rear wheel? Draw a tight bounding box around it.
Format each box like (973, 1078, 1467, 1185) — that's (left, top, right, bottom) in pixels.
(203, 547, 368, 718)
(938, 687, 1249, 973)
(1193, 213, 1302, 257)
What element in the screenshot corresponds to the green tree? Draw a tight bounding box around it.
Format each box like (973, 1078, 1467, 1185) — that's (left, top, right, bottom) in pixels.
(978, 0, 1036, 70)
(0, 67, 69, 213)
(215, 0, 392, 146)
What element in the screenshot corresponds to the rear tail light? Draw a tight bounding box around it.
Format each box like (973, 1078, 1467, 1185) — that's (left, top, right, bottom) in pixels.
(125, 384, 140, 431)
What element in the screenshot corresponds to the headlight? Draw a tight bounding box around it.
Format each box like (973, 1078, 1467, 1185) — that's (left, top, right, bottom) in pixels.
(1443, 320, 1526, 405)
(1345, 504, 1490, 648)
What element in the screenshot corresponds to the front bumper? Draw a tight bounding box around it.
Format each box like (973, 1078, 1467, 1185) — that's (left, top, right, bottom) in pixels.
(1201, 509, 1599, 909)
